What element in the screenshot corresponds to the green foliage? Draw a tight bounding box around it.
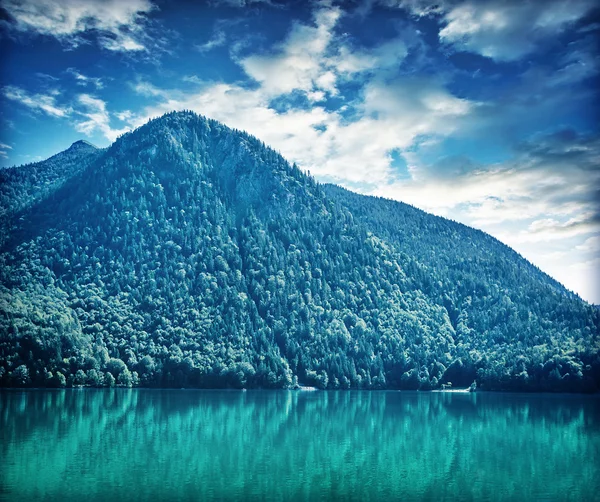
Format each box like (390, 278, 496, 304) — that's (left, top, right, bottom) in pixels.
(0, 111, 598, 391)
(324, 184, 600, 391)
(0, 140, 101, 246)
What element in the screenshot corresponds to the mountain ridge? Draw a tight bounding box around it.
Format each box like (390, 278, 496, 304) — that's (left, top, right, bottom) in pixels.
(1, 111, 598, 391)
(323, 183, 580, 303)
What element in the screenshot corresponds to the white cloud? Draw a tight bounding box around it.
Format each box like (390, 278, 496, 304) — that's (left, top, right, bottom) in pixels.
(115, 110, 134, 122)
(436, 0, 596, 61)
(376, 128, 600, 228)
(3, 86, 71, 117)
(366, 0, 446, 17)
(545, 38, 599, 87)
(335, 38, 408, 75)
(385, 0, 596, 62)
(519, 239, 600, 303)
(66, 68, 104, 89)
(363, 78, 473, 121)
(3, 85, 127, 142)
(240, 7, 342, 98)
(122, 71, 475, 187)
(211, 0, 277, 6)
(195, 30, 227, 53)
(556, 258, 600, 304)
(3, 0, 156, 51)
(0, 142, 12, 159)
(541, 251, 569, 261)
(182, 75, 205, 85)
(101, 35, 145, 52)
(75, 94, 128, 142)
(576, 236, 600, 253)
(514, 214, 599, 243)
(237, 6, 411, 101)
(132, 81, 170, 98)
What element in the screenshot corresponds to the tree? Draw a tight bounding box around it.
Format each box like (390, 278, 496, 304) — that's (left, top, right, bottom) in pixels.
(12, 365, 30, 386)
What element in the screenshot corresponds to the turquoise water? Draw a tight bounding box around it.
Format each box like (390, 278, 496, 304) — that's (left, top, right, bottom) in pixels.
(1, 390, 598, 501)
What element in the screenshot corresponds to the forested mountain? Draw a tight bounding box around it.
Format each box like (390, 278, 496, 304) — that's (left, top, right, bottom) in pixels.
(1, 111, 598, 391)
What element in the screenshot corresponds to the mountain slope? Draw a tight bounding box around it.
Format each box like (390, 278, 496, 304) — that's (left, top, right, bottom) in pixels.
(324, 184, 600, 389)
(0, 140, 102, 245)
(1, 111, 598, 391)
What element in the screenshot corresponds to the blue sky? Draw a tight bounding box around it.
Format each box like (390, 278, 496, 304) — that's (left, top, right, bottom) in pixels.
(1, 0, 599, 303)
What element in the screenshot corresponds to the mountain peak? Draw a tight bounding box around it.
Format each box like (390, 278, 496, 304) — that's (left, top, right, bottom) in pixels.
(69, 139, 98, 150)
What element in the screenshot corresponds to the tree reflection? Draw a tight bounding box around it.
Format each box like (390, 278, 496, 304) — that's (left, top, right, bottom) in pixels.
(1, 390, 599, 501)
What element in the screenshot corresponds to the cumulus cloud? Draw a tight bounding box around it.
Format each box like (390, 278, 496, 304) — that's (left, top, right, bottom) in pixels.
(239, 7, 342, 98)
(2, 0, 156, 51)
(120, 71, 475, 187)
(238, 6, 413, 100)
(436, 0, 597, 61)
(75, 94, 128, 142)
(386, 0, 596, 61)
(335, 37, 409, 75)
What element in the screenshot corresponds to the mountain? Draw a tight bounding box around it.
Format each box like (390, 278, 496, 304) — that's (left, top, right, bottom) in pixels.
(1, 111, 598, 391)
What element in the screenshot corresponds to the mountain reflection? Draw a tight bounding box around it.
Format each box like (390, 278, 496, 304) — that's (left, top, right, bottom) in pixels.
(1, 390, 599, 501)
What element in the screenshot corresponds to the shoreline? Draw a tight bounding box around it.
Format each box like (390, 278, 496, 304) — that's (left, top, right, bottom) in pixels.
(1, 387, 598, 395)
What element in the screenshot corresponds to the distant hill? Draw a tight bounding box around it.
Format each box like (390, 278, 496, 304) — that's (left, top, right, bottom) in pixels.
(0, 140, 102, 245)
(1, 111, 598, 391)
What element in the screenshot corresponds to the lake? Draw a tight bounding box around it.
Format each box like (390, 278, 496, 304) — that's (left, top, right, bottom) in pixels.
(1, 390, 598, 501)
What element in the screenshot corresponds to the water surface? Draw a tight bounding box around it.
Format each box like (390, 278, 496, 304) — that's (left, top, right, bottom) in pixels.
(1, 390, 598, 501)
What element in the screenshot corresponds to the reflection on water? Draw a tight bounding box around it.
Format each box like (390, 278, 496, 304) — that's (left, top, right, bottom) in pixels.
(1, 390, 599, 501)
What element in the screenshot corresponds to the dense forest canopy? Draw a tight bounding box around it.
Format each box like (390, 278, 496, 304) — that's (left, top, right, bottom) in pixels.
(1, 111, 598, 391)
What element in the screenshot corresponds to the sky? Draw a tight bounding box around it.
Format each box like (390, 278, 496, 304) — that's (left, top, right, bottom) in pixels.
(0, 0, 599, 304)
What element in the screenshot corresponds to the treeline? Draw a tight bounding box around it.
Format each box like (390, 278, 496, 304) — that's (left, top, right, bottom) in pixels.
(1, 111, 598, 391)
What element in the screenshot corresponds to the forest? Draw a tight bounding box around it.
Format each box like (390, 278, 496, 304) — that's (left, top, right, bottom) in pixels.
(1, 111, 598, 391)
